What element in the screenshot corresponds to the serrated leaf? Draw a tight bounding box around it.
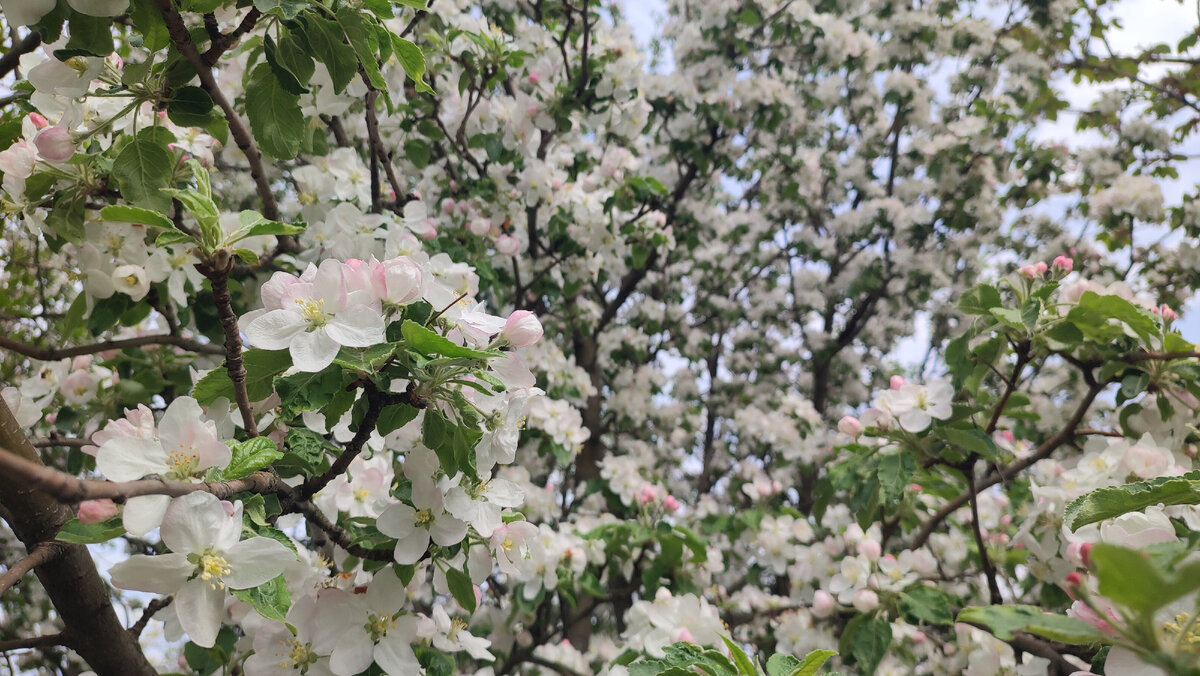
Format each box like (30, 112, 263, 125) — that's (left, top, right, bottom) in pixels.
(957, 605, 1107, 644)
(230, 574, 290, 622)
(392, 34, 434, 93)
(245, 64, 304, 160)
(56, 516, 124, 543)
(218, 437, 283, 480)
(376, 404, 418, 436)
(156, 230, 196, 247)
(1064, 471, 1200, 530)
(99, 205, 174, 229)
(401, 320, 497, 359)
(721, 636, 757, 676)
(790, 649, 837, 676)
(958, 284, 1002, 315)
(899, 586, 955, 626)
(112, 130, 173, 211)
(445, 567, 476, 614)
(192, 349, 292, 405)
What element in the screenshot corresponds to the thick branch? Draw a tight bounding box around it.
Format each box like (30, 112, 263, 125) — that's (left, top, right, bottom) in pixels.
(0, 333, 223, 360)
(0, 448, 285, 503)
(156, 0, 279, 220)
(0, 401, 156, 675)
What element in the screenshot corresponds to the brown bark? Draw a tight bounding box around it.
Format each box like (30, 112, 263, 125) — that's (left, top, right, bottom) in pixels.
(0, 400, 155, 676)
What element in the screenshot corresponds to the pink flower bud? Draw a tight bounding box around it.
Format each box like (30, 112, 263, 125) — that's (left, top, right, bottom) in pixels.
(1066, 542, 1093, 568)
(496, 234, 521, 256)
(638, 484, 658, 505)
(838, 415, 863, 440)
(663, 495, 681, 512)
(852, 589, 879, 613)
(371, 257, 424, 305)
(811, 590, 835, 618)
(857, 538, 882, 562)
(441, 198, 456, 215)
(1064, 572, 1085, 599)
(913, 631, 926, 644)
(1052, 255, 1073, 272)
(502, 310, 543, 347)
(889, 375, 906, 390)
(77, 499, 118, 524)
(34, 126, 76, 162)
(28, 112, 48, 129)
(527, 72, 541, 85)
(673, 627, 695, 643)
(1161, 304, 1178, 321)
(468, 219, 491, 236)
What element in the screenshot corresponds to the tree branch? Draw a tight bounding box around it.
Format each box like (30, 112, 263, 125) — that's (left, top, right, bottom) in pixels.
(293, 500, 394, 562)
(0, 633, 65, 653)
(0, 31, 40, 81)
(156, 0, 279, 221)
(0, 333, 223, 360)
(911, 381, 1105, 548)
(127, 597, 172, 638)
(0, 448, 285, 503)
(197, 259, 259, 437)
(0, 542, 63, 595)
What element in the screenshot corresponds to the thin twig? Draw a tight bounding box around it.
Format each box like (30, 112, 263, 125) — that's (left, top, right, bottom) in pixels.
(293, 500, 394, 562)
(127, 597, 172, 638)
(197, 259, 259, 437)
(0, 634, 65, 653)
(0, 334, 223, 361)
(0, 542, 63, 596)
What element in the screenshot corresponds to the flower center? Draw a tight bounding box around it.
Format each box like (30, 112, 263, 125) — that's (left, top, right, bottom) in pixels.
(295, 298, 329, 328)
(1163, 612, 1200, 652)
(352, 487, 370, 502)
(448, 616, 467, 640)
(164, 447, 201, 480)
(123, 274, 140, 287)
(414, 508, 434, 528)
(366, 613, 394, 641)
(196, 550, 231, 589)
(278, 638, 318, 671)
(501, 537, 515, 551)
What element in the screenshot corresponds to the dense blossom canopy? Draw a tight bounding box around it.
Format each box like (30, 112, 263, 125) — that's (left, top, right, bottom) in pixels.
(0, 0, 1200, 675)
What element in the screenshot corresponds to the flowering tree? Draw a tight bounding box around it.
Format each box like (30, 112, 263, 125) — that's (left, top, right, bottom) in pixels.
(1, 0, 1200, 675)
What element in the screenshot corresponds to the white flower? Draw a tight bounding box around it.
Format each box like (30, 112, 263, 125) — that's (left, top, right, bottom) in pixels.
(873, 379, 954, 433)
(244, 590, 357, 676)
(376, 473, 468, 564)
(108, 492, 293, 648)
(443, 474, 524, 538)
(329, 572, 433, 675)
(244, 260, 386, 372)
(95, 396, 231, 534)
(431, 604, 494, 661)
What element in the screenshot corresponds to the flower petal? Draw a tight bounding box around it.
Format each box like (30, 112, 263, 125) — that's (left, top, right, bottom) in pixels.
(95, 437, 166, 482)
(325, 304, 385, 348)
(175, 578, 225, 648)
(160, 492, 229, 555)
(122, 494, 171, 536)
(290, 328, 340, 372)
(108, 552, 191, 593)
(245, 309, 308, 350)
(330, 627, 374, 676)
(223, 536, 292, 589)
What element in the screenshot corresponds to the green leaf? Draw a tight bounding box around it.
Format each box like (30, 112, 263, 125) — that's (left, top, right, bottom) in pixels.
(958, 284, 1002, 315)
(721, 637, 758, 676)
(336, 7, 387, 91)
(300, 13, 358, 93)
(57, 516, 124, 544)
(167, 85, 216, 128)
(192, 349, 292, 406)
(899, 586, 955, 626)
(782, 650, 837, 676)
(1063, 471, 1200, 531)
(376, 404, 419, 436)
(227, 210, 306, 244)
(422, 408, 456, 475)
(254, 0, 307, 19)
(935, 426, 999, 461)
(849, 617, 891, 675)
(391, 34, 434, 93)
(263, 34, 309, 94)
(444, 566, 476, 614)
(957, 605, 1107, 644)
(218, 437, 283, 480)
(129, 0, 169, 50)
(275, 366, 342, 418)
(230, 574, 291, 622)
(60, 11, 112, 58)
(245, 64, 304, 160)
(1066, 291, 1160, 344)
(401, 320, 497, 359)
(99, 205, 174, 230)
(766, 655, 801, 676)
(333, 343, 397, 373)
(279, 428, 330, 476)
(112, 129, 173, 211)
